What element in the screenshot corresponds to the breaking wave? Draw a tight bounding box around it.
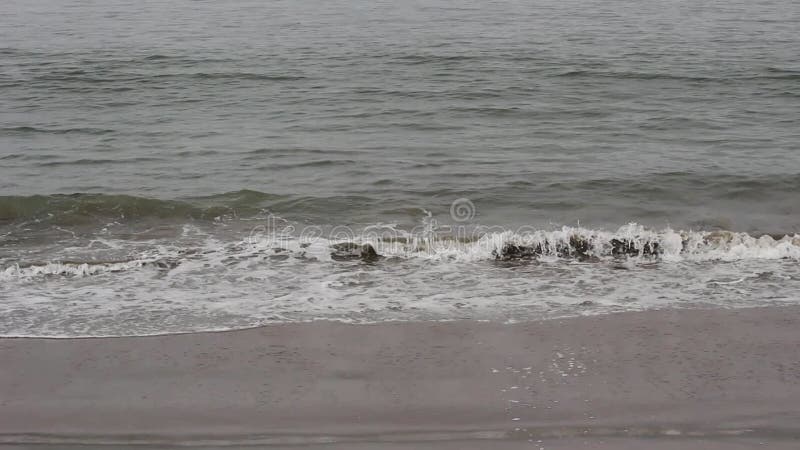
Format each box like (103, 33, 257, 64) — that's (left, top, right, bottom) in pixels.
(3, 221, 800, 337)
(3, 224, 799, 280)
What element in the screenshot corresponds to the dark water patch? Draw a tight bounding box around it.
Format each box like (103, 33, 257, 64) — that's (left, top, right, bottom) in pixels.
(550, 69, 800, 83)
(764, 67, 800, 80)
(557, 68, 800, 84)
(7, 153, 63, 162)
(506, 180, 535, 187)
(336, 109, 439, 120)
(0, 126, 115, 136)
(143, 54, 172, 61)
(761, 73, 800, 81)
(448, 106, 539, 118)
(348, 86, 511, 101)
(127, 54, 237, 65)
(174, 149, 220, 157)
(383, 122, 466, 131)
(543, 173, 800, 194)
(187, 72, 306, 81)
(389, 53, 482, 65)
(0, 194, 193, 225)
(267, 159, 359, 169)
(0, 191, 288, 226)
(24, 71, 304, 87)
(28, 72, 145, 84)
(371, 179, 396, 186)
(36, 157, 166, 167)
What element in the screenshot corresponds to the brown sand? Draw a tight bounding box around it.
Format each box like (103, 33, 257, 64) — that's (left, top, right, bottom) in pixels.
(1, 306, 800, 449)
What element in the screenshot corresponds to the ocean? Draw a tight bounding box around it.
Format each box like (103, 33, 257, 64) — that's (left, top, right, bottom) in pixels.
(1, 0, 799, 336)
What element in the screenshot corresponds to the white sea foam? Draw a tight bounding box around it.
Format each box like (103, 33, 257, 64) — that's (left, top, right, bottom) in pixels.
(1, 224, 799, 337)
(3, 224, 800, 280)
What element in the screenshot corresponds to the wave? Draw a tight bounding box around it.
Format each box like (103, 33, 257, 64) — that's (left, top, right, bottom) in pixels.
(488, 225, 800, 262)
(186, 72, 305, 81)
(3, 173, 799, 226)
(553, 69, 800, 82)
(0, 191, 282, 225)
(4, 225, 799, 280)
(1, 258, 178, 278)
(541, 172, 800, 196)
(388, 53, 482, 65)
(0, 126, 116, 136)
(357, 225, 800, 262)
(26, 71, 305, 85)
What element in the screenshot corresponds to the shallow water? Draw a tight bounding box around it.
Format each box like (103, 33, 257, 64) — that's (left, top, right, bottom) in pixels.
(1, 0, 799, 336)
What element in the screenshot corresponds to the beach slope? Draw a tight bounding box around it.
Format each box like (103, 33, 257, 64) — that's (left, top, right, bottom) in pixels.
(1, 307, 799, 448)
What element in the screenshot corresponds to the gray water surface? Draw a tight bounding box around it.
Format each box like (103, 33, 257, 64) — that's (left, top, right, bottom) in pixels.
(1, 0, 800, 336)
(3, 0, 799, 229)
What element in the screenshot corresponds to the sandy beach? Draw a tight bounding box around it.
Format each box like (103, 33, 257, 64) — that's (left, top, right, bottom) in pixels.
(2, 306, 799, 449)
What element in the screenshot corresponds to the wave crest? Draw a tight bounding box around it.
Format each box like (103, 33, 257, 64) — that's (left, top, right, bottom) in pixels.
(4, 224, 799, 280)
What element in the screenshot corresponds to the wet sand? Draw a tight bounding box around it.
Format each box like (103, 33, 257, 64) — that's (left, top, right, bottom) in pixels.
(1, 307, 800, 449)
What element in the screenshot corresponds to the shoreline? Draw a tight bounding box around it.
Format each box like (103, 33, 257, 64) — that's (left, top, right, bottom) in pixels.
(0, 304, 791, 341)
(2, 306, 800, 448)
